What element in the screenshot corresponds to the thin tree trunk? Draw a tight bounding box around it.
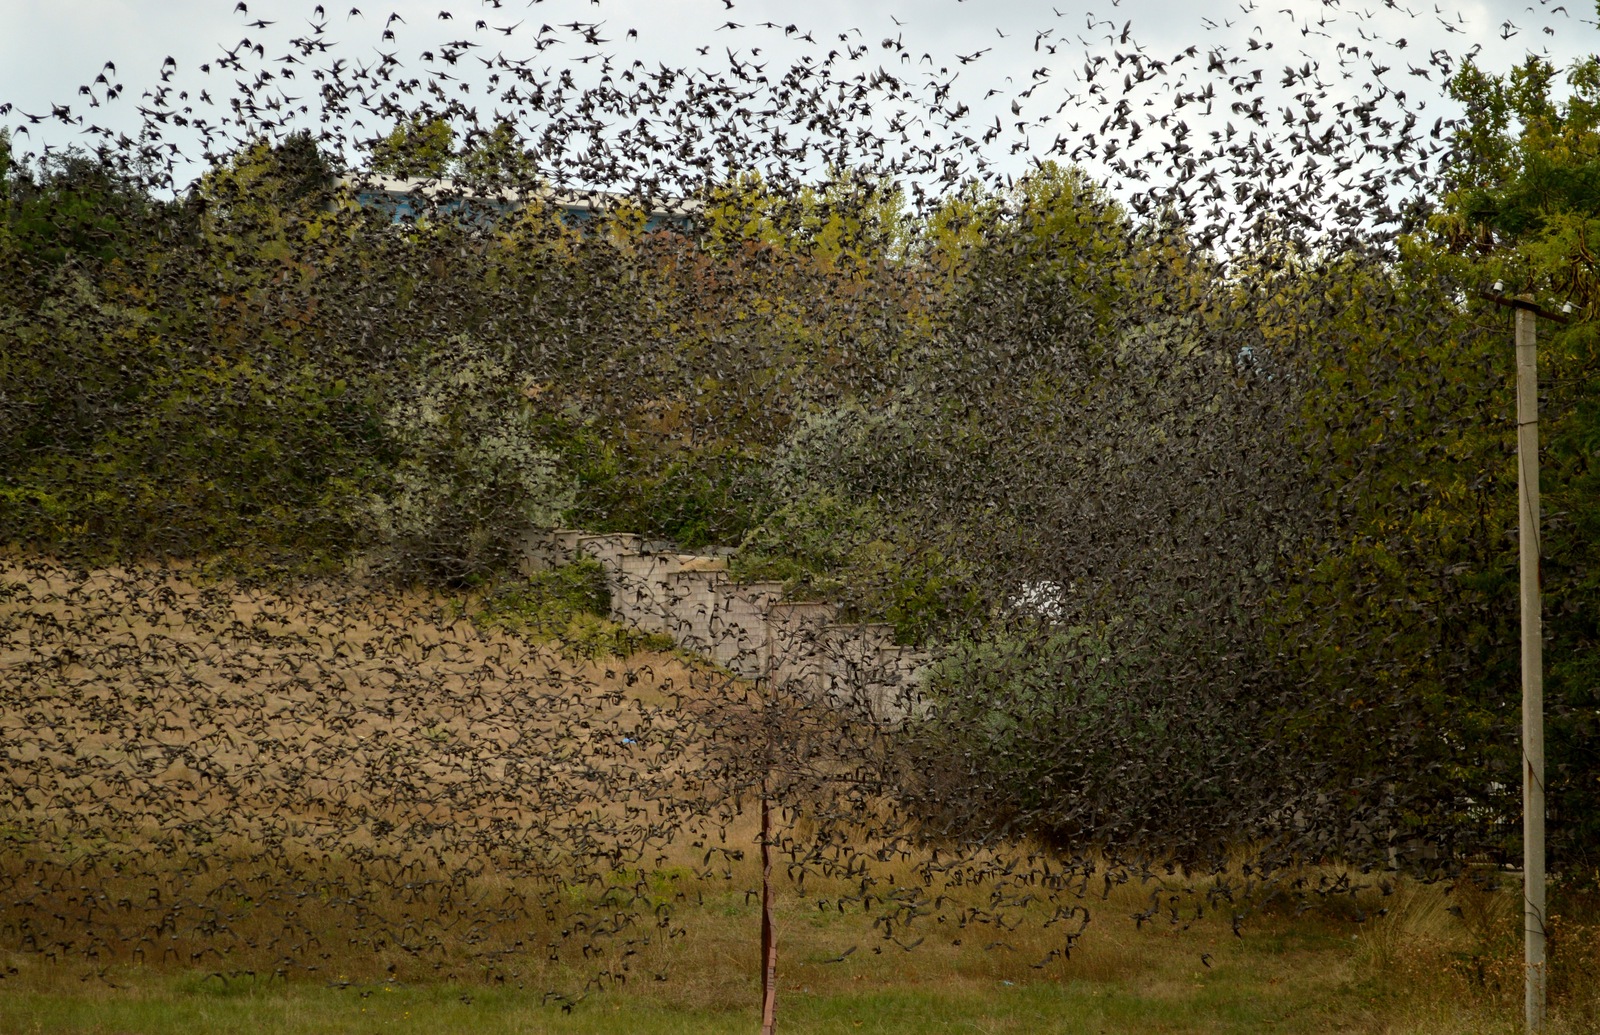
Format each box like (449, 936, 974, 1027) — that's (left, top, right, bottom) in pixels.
(760, 780, 778, 1035)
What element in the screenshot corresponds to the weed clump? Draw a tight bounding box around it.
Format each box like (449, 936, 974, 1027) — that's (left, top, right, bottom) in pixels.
(475, 559, 676, 660)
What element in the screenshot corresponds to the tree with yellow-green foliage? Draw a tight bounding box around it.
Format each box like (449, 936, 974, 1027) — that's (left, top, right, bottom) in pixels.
(369, 114, 456, 180)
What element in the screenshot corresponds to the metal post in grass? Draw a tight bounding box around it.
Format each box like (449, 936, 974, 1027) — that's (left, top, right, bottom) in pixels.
(1482, 285, 1569, 1033)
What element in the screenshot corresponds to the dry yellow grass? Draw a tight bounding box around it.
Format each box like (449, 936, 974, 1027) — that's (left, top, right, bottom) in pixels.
(0, 556, 752, 987)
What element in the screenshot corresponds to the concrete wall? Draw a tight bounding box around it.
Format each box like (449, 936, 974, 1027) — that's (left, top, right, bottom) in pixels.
(521, 529, 928, 724)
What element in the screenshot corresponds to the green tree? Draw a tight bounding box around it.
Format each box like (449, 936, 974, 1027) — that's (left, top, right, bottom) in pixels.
(698, 169, 909, 272)
(1438, 55, 1600, 310)
(456, 118, 537, 188)
(0, 128, 12, 204)
(1, 147, 155, 267)
(932, 163, 1134, 366)
(202, 131, 339, 216)
(196, 132, 342, 274)
(365, 336, 574, 586)
(1432, 52, 1600, 871)
(1266, 51, 1600, 871)
(370, 115, 456, 179)
(1260, 246, 1520, 866)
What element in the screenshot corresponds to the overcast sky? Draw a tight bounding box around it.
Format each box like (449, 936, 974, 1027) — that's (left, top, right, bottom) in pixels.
(2, 0, 1593, 202)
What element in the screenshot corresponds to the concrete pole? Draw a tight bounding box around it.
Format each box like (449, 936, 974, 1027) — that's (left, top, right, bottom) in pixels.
(1515, 303, 1546, 1033)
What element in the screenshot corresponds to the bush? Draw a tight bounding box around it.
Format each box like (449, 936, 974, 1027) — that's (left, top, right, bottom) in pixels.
(567, 434, 768, 551)
(731, 401, 979, 642)
(475, 558, 677, 659)
(0, 271, 381, 569)
(478, 557, 610, 630)
(902, 619, 1279, 862)
(365, 336, 573, 586)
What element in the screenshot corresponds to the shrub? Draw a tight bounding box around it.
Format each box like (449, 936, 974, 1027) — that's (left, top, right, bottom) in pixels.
(475, 558, 676, 659)
(731, 401, 979, 642)
(365, 336, 573, 586)
(567, 435, 768, 551)
(478, 557, 610, 630)
(902, 619, 1277, 862)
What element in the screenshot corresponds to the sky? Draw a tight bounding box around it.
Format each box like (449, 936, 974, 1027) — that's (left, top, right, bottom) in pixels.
(1, 0, 1594, 219)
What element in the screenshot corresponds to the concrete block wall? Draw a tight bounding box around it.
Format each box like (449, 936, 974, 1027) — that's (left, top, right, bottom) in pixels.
(816, 623, 929, 724)
(665, 567, 723, 649)
(765, 600, 837, 694)
(520, 529, 929, 724)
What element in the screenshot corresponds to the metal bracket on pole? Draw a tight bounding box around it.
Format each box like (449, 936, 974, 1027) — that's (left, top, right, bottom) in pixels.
(1478, 290, 1571, 324)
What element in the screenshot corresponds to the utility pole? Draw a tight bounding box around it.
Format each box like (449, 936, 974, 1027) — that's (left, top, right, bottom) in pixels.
(1482, 286, 1569, 1033)
(1514, 302, 1546, 1035)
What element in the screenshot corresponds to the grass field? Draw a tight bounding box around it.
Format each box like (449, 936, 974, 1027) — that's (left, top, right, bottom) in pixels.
(3, 873, 1598, 1034)
(2, 558, 1596, 1034)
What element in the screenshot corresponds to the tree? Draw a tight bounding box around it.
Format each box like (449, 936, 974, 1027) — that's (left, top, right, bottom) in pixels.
(1438, 55, 1600, 309)
(1264, 51, 1600, 871)
(369, 115, 456, 180)
(196, 132, 342, 268)
(365, 336, 574, 585)
(1, 147, 155, 267)
(456, 118, 538, 189)
(697, 169, 909, 272)
(0, 128, 12, 204)
(1433, 52, 1600, 871)
(1258, 246, 1521, 866)
(203, 131, 340, 214)
(932, 162, 1135, 367)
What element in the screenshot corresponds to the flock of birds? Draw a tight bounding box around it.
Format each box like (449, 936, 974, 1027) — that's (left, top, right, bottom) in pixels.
(0, 557, 1157, 994)
(0, 558, 871, 990)
(3, 0, 1583, 239)
(0, 0, 1580, 997)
